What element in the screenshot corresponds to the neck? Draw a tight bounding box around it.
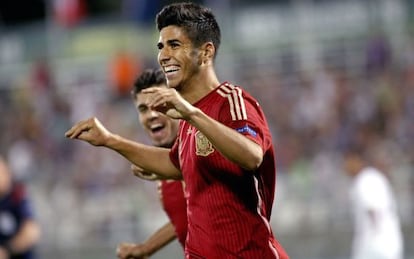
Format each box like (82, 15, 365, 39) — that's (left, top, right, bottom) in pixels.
(180, 67, 220, 104)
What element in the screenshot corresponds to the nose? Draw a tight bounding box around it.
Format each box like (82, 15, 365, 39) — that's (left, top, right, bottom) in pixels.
(158, 48, 171, 64)
(148, 109, 160, 119)
(141, 108, 159, 123)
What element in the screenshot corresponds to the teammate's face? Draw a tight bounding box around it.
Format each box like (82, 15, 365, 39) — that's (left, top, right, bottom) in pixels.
(157, 25, 200, 91)
(135, 85, 179, 147)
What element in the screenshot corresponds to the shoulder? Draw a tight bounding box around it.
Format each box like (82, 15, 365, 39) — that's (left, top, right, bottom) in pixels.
(359, 167, 385, 182)
(355, 167, 388, 190)
(216, 82, 256, 101)
(215, 82, 262, 116)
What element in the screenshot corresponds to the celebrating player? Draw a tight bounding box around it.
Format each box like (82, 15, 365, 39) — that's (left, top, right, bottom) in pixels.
(66, 2, 288, 258)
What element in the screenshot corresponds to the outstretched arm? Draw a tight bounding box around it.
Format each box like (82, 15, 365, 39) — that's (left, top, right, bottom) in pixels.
(65, 117, 182, 179)
(116, 222, 177, 259)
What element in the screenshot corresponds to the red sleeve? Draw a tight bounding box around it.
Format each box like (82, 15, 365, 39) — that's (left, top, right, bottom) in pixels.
(218, 91, 272, 151)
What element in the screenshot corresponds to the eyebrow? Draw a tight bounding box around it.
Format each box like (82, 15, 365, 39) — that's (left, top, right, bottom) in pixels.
(157, 39, 181, 49)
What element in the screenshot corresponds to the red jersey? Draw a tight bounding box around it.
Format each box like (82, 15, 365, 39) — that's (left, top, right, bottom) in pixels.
(158, 180, 187, 248)
(169, 82, 288, 259)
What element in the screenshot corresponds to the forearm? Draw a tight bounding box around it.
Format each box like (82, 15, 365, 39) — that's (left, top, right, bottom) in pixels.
(106, 134, 182, 179)
(143, 222, 177, 256)
(188, 109, 263, 170)
(8, 220, 40, 254)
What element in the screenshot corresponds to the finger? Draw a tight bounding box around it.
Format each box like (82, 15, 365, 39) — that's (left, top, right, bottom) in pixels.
(65, 121, 83, 138)
(131, 164, 144, 173)
(73, 124, 92, 139)
(69, 119, 93, 135)
(141, 87, 160, 94)
(165, 108, 183, 119)
(135, 172, 158, 181)
(117, 243, 134, 259)
(148, 95, 167, 109)
(65, 123, 86, 139)
(142, 88, 167, 105)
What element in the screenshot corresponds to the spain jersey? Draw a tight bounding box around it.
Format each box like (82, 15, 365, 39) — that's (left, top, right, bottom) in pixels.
(169, 82, 288, 258)
(158, 180, 187, 248)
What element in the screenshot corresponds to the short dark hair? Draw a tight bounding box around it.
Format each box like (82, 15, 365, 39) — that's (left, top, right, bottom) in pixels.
(156, 2, 221, 58)
(131, 68, 166, 96)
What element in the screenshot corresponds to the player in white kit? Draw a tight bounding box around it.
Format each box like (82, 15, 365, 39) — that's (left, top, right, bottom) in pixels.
(343, 146, 403, 259)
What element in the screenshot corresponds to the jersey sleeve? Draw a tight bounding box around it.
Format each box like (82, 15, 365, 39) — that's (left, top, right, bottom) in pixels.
(218, 91, 272, 151)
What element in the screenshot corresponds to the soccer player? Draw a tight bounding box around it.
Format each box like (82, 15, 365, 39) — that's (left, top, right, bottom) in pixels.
(0, 156, 41, 259)
(65, 2, 289, 258)
(116, 69, 187, 259)
(343, 145, 403, 259)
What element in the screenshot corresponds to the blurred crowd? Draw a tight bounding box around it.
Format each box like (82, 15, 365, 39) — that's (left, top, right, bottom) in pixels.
(238, 34, 414, 235)
(0, 15, 414, 259)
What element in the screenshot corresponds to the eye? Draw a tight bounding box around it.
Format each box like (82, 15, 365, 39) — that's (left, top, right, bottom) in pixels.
(138, 105, 148, 113)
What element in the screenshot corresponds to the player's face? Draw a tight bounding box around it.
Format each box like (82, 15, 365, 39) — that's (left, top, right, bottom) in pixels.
(135, 85, 179, 147)
(157, 25, 200, 91)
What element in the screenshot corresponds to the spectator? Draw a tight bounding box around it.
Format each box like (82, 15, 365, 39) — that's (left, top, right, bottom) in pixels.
(0, 156, 41, 259)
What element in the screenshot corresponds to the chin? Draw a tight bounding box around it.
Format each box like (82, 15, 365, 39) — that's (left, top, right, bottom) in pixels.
(167, 82, 178, 89)
(170, 84, 183, 92)
(166, 79, 182, 89)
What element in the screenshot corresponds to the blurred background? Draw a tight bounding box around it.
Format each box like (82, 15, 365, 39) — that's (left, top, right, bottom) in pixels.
(0, 0, 413, 258)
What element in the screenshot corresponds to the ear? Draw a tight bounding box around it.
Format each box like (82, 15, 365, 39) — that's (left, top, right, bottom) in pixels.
(200, 42, 215, 65)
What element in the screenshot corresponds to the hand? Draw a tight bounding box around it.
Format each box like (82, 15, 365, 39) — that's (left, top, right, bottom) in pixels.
(116, 243, 149, 259)
(141, 87, 198, 120)
(131, 164, 159, 181)
(65, 117, 112, 146)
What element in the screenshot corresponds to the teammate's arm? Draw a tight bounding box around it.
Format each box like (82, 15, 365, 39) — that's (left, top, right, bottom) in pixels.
(117, 222, 176, 259)
(130, 164, 170, 181)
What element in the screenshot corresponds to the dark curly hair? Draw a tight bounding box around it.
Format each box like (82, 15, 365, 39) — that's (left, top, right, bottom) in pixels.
(131, 68, 166, 96)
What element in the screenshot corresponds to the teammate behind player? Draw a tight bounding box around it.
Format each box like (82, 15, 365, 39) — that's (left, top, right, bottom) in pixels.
(116, 69, 187, 259)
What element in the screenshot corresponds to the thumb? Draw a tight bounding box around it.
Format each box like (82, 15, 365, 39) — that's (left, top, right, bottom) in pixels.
(165, 108, 183, 119)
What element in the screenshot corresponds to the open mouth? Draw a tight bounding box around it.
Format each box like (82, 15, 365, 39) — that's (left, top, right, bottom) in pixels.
(150, 123, 165, 134)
